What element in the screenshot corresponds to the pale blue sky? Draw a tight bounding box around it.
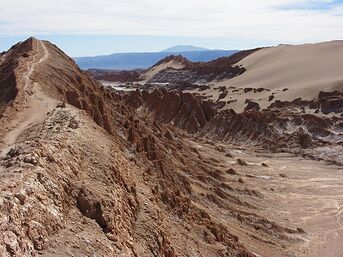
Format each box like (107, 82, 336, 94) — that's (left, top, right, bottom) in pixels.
(0, 0, 342, 56)
(0, 35, 277, 57)
(278, 0, 343, 10)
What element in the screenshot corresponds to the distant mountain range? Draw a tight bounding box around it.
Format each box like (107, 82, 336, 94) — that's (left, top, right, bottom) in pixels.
(74, 45, 238, 70)
(161, 45, 209, 52)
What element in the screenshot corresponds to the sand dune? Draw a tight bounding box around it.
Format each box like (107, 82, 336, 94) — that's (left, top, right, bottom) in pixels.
(142, 59, 185, 83)
(145, 41, 343, 112)
(229, 41, 343, 100)
(185, 41, 343, 112)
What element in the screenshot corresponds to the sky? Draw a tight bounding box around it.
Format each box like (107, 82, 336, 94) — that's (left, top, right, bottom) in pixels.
(0, 0, 342, 56)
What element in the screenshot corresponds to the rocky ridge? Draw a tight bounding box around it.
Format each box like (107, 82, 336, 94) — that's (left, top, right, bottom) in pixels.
(86, 68, 143, 83)
(0, 38, 300, 257)
(145, 50, 262, 84)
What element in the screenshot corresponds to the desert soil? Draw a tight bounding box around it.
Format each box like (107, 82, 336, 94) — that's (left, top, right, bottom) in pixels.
(186, 139, 343, 257)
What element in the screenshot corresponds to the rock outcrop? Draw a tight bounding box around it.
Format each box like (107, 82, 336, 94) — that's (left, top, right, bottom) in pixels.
(87, 69, 143, 83)
(319, 90, 343, 114)
(122, 88, 342, 156)
(125, 88, 217, 133)
(106, 48, 262, 86)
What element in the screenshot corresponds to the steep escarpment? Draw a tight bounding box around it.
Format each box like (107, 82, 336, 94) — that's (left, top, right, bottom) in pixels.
(125, 88, 217, 133)
(199, 110, 333, 151)
(318, 91, 343, 114)
(0, 38, 36, 117)
(123, 88, 342, 162)
(0, 53, 17, 117)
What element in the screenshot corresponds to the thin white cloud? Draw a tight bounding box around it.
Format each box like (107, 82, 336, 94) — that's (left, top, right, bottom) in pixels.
(0, 0, 342, 44)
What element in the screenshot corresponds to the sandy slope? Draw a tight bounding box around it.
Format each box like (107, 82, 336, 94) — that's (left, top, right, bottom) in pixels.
(185, 41, 343, 112)
(141, 59, 185, 83)
(230, 41, 343, 98)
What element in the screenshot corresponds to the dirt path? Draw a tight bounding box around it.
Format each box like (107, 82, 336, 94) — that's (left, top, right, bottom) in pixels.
(0, 41, 56, 158)
(23, 41, 49, 89)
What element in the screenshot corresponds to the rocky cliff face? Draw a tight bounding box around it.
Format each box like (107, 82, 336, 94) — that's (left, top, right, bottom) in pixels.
(0, 39, 35, 117)
(123, 88, 342, 162)
(319, 91, 343, 114)
(124, 88, 217, 133)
